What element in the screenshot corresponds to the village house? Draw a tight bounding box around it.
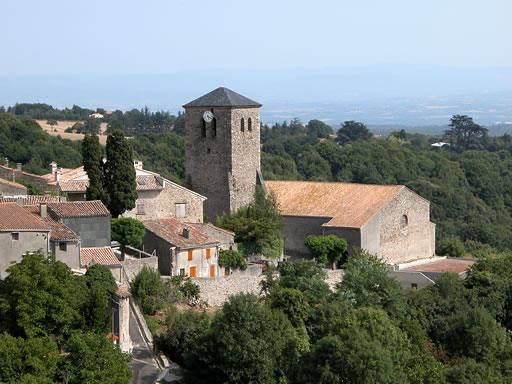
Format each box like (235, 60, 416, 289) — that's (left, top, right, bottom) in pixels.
(142, 218, 220, 278)
(42, 161, 205, 223)
(80, 246, 123, 282)
(0, 177, 27, 197)
(265, 180, 436, 265)
(0, 203, 50, 278)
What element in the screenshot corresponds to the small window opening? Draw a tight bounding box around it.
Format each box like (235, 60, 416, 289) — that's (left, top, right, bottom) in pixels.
(180, 268, 185, 276)
(401, 215, 408, 228)
(207, 148, 211, 154)
(411, 283, 418, 289)
(212, 118, 217, 137)
(59, 242, 67, 252)
(176, 203, 186, 218)
(12, 232, 19, 241)
(241, 118, 245, 132)
(248, 118, 252, 131)
(201, 120, 207, 137)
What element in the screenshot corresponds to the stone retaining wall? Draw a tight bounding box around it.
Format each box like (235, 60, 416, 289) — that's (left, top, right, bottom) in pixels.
(121, 256, 159, 281)
(194, 275, 265, 306)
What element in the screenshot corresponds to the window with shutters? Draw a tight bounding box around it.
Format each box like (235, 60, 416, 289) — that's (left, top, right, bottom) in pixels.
(206, 248, 211, 259)
(190, 266, 197, 278)
(188, 249, 193, 261)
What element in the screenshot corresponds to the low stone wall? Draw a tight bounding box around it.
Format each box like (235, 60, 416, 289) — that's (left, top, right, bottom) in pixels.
(194, 275, 265, 307)
(121, 256, 159, 281)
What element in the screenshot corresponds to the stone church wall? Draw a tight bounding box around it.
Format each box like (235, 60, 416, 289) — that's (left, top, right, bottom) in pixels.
(377, 188, 435, 264)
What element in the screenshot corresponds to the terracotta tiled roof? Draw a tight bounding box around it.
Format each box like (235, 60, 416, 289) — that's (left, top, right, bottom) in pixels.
(59, 175, 164, 193)
(0, 203, 50, 231)
(58, 181, 89, 193)
(42, 166, 87, 185)
(0, 177, 27, 191)
(24, 206, 79, 241)
(0, 165, 47, 180)
(143, 218, 219, 249)
(0, 195, 65, 205)
(81, 247, 120, 267)
(48, 200, 110, 218)
(266, 180, 405, 228)
(402, 258, 475, 273)
(135, 175, 164, 191)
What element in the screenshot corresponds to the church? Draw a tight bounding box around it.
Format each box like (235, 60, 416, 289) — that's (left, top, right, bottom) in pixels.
(183, 88, 436, 265)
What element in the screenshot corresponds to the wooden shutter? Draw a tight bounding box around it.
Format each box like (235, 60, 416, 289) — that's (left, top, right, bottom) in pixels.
(206, 248, 211, 259)
(210, 265, 215, 278)
(188, 250, 193, 261)
(190, 266, 197, 278)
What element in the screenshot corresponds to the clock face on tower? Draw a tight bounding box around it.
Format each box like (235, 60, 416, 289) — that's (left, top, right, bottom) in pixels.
(203, 111, 214, 123)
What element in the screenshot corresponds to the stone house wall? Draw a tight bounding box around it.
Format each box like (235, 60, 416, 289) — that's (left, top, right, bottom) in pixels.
(123, 183, 204, 223)
(174, 246, 219, 278)
(0, 165, 56, 193)
(121, 256, 159, 281)
(0, 181, 27, 197)
(50, 240, 80, 270)
(0, 230, 49, 278)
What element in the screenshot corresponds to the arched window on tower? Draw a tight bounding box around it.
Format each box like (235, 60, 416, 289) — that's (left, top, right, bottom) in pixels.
(248, 118, 252, 131)
(241, 118, 245, 132)
(202, 119, 206, 137)
(212, 118, 217, 137)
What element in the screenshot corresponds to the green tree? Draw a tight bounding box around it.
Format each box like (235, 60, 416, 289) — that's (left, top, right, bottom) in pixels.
(305, 234, 347, 269)
(0, 333, 59, 383)
(444, 115, 488, 152)
(130, 266, 168, 315)
(338, 249, 405, 317)
(217, 186, 283, 258)
(82, 133, 104, 201)
(3, 251, 81, 341)
(306, 119, 334, 138)
(437, 236, 466, 257)
(111, 217, 145, 258)
(185, 294, 305, 384)
(336, 120, 372, 144)
(61, 331, 132, 384)
(83, 265, 118, 334)
(218, 250, 247, 270)
(102, 130, 137, 218)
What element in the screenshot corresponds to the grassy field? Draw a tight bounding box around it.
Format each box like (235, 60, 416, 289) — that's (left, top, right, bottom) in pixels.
(36, 119, 109, 144)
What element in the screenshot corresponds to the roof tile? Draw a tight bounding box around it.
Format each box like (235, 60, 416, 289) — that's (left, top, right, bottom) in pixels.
(266, 180, 405, 228)
(143, 218, 218, 249)
(0, 203, 50, 231)
(24, 206, 79, 241)
(0, 195, 65, 205)
(81, 247, 120, 267)
(48, 200, 110, 218)
(183, 87, 261, 108)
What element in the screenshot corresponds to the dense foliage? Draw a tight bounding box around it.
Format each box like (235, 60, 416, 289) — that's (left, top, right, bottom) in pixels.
(0, 113, 82, 174)
(304, 234, 347, 268)
(0, 252, 131, 383)
(217, 186, 283, 259)
(218, 250, 248, 270)
(152, 251, 512, 383)
(111, 218, 146, 257)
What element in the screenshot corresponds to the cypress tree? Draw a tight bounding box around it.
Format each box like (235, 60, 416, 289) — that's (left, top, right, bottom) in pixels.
(102, 130, 137, 218)
(82, 134, 104, 201)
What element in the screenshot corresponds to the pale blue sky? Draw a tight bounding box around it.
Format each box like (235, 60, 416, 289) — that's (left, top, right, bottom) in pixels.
(2, 0, 512, 75)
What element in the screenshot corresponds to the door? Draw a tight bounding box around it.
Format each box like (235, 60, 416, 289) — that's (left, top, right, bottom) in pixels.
(190, 266, 197, 278)
(210, 265, 215, 278)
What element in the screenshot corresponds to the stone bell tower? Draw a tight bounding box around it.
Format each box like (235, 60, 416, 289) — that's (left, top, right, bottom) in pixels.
(183, 87, 263, 221)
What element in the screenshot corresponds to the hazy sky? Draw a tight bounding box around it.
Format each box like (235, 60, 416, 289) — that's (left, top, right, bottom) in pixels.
(2, 0, 512, 75)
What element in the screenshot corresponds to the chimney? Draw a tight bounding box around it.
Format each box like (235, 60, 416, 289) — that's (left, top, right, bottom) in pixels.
(51, 162, 57, 175)
(55, 169, 61, 182)
(182, 228, 190, 239)
(3, 157, 8, 168)
(40, 203, 47, 218)
(16, 163, 22, 172)
(134, 160, 143, 170)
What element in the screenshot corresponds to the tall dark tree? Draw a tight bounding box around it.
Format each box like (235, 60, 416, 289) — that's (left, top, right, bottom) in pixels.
(102, 130, 137, 218)
(444, 115, 488, 152)
(82, 134, 104, 201)
(336, 120, 372, 144)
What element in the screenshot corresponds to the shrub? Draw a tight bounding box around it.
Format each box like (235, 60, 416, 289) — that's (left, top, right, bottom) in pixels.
(218, 250, 248, 270)
(130, 266, 168, 315)
(168, 275, 201, 306)
(437, 236, 466, 258)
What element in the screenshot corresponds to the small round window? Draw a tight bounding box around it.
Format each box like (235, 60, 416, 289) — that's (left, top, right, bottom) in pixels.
(401, 215, 408, 228)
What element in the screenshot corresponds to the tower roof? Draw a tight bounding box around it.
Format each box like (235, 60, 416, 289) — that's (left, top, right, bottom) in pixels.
(183, 87, 262, 108)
